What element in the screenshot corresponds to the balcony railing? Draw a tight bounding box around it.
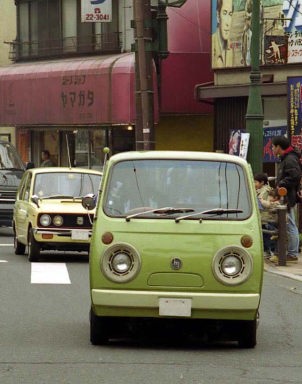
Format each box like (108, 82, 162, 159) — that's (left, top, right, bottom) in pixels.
(6, 32, 122, 62)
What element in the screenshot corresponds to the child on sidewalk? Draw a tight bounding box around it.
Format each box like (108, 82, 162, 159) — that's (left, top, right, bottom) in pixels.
(254, 173, 279, 258)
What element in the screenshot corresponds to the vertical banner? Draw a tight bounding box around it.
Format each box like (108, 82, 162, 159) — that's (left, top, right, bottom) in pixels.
(239, 132, 250, 160)
(287, 77, 302, 151)
(228, 130, 249, 159)
(81, 0, 112, 22)
(228, 130, 241, 155)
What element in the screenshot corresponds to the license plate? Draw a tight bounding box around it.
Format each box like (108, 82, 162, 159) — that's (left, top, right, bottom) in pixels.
(71, 229, 89, 240)
(159, 298, 192, 317)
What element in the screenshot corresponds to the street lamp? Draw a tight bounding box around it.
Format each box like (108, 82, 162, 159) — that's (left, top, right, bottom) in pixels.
(246, 0, 264, 174)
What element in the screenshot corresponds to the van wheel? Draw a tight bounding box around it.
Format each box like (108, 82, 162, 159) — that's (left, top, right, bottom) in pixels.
(14, 229, 26, 255)
(28, 228, 40, 262)
(90, 308, 109, 345)
(237, 320, 257, 348)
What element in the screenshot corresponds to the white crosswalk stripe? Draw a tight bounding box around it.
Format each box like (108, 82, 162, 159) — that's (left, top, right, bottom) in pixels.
(31, 262, 71, 284)
(1, 243, 72, 284)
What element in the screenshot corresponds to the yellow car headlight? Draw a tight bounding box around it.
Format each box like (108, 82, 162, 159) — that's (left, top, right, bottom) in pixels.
(40, 214, 51, 226)
(53, 215, 63, 226)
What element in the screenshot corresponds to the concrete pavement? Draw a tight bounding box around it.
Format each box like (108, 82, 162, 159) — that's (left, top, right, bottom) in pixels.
(264, 255, 302, 282)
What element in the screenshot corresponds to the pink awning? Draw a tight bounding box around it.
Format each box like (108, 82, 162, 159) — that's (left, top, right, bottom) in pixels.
(0, 53, 154, 126)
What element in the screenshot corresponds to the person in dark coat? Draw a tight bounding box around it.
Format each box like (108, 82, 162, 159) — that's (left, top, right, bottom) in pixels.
(40, 150, 54, 167)
(270, 136, 301, 263)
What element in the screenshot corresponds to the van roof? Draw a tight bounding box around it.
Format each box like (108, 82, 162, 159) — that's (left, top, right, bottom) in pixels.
(107, 151, 248, 166)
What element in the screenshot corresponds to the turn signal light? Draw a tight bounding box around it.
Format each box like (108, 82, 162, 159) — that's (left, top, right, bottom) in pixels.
(241, 235, 253, 248)
(102, 232, 113, 244)
(42, 234, 53, 239)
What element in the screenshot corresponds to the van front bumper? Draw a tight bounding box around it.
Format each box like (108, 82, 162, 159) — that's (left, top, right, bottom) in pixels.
(91, 289, 261, 320)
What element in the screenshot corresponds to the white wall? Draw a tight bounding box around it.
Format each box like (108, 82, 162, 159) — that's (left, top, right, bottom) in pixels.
(0, 2, 16, 66)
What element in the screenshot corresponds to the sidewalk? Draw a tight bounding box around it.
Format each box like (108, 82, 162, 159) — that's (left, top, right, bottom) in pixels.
(264, 255, 302, 282)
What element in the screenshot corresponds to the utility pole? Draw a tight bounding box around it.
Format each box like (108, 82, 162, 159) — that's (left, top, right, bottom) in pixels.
(133, 0, 155, 150)
(246, 0, 264, 174)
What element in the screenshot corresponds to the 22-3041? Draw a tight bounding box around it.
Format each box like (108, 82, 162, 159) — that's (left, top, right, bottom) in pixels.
(84, 13, 110, 22)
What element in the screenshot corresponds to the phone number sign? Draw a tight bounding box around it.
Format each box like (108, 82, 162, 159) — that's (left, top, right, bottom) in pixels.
(81, 0, 112, 22)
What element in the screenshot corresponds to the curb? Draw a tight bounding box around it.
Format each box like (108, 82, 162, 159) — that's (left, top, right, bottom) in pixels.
(264, 260, 302, 282)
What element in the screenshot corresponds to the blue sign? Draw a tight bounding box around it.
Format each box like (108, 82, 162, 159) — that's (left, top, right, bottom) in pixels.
(263, 126, 287, 163)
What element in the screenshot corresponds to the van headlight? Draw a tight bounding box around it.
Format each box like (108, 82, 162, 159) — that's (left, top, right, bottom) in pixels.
(212, 246, 253, 285)
(111, 252, 132, 273)
(101, 243, 141, 283)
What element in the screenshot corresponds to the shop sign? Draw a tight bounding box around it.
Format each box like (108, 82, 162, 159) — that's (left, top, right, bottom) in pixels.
(263, 126, 287, 163)
(81, 0, 112, 22)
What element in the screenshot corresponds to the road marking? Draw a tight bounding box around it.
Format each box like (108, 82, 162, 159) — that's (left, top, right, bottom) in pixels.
(0, 260, 8, 263)
(31, 263, 71, 284)
(0, 244, 13, 246)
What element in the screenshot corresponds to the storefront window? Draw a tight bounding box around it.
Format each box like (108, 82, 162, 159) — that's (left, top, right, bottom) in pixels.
(75, 130, 105, 171)
(16, 0, 120, 60)
(25, 127, 135, 169)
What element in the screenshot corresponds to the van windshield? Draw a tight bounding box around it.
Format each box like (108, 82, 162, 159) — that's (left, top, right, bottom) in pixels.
(0, 141, 24, 170)
(104, 159, 252, 220)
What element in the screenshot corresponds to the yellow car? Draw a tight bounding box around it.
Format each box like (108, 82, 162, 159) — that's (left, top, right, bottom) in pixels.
(13, 167, 102, 261)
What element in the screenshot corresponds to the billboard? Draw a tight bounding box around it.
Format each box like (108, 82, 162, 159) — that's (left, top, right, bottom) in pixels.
(211, 0, 302, 69)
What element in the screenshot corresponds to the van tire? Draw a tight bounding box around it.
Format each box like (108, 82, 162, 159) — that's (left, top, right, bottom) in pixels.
(238, 320, 257, 348)
(90, 308, 109, 345)
(28, 228, 40, 262)
(14, 229, 26, 255)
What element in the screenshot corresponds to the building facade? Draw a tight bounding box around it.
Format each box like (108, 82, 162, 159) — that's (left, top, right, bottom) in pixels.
(0, 2, 17, 144)
(0, 0, 213, 167)
(197, 0, 302, 175)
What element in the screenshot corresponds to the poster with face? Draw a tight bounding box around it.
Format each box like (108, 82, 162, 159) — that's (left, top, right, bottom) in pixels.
(211, 0, 302, 69)
(228, 130, 241, 155)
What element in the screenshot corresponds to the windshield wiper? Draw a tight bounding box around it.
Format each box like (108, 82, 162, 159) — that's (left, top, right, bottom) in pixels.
(125, 207, 194, 222)
(175, 208, 243, 223)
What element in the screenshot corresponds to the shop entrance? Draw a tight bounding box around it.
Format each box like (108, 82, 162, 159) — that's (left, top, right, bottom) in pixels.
(25, 126, 135, 169)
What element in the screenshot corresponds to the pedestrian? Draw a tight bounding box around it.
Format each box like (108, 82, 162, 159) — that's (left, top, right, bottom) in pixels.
(254, 173, 279, 258)
(40, 149, 54, 167)
(269, 136, 301, 263)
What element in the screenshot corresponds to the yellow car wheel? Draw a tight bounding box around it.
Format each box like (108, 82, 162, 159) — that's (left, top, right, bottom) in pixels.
(28, 228, 40, 262)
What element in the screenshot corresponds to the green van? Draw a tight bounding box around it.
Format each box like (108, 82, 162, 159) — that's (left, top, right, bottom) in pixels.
(85, 151, 263, 347)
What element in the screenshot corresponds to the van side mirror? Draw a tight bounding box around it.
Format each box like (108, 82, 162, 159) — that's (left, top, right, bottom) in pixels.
(82, 194, 96, 210)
